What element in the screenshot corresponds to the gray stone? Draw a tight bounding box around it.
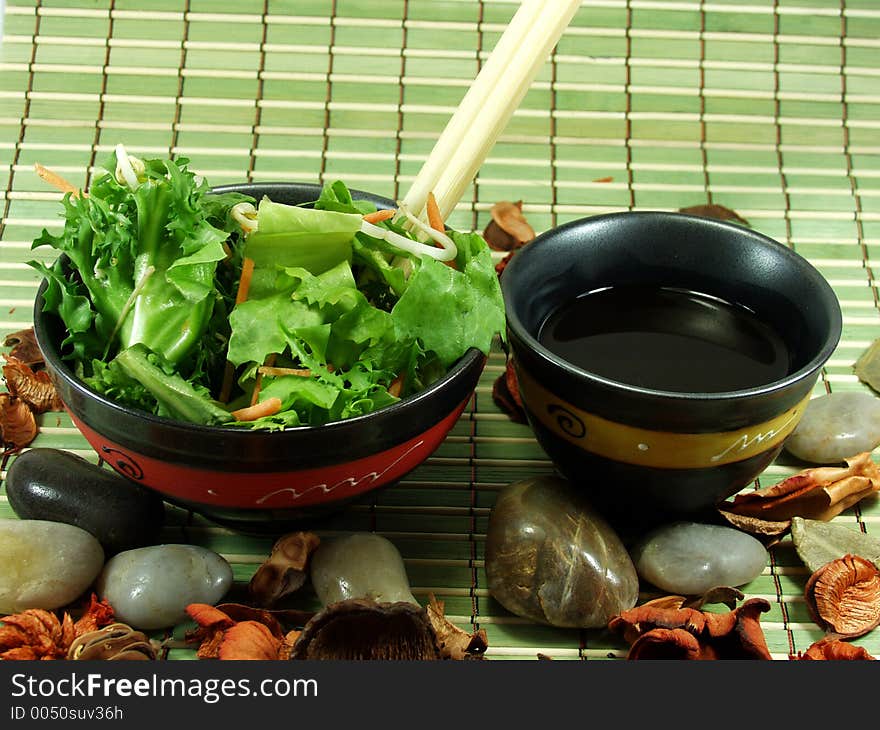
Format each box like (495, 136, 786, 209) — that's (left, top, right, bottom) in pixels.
(791, 516, 880, 573)
(96, 545, 232, 630)
(310, 533, 418, 607)
(485, 476, 639, 628)
(0, 518, 104, 614)
(785, 391, 880, 464)
(631, 521, 767, 595)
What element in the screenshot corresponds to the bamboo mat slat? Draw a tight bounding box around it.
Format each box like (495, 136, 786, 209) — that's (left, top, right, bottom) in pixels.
(1, 0, 879, 661)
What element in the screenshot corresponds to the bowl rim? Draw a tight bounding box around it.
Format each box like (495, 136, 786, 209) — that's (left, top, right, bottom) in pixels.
(33, 181, 486, 440)
(501, 210, 843, 403)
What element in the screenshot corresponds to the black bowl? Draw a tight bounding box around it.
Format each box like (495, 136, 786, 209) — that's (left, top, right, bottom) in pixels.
(33, 183, 486, 532)
(501, 211, 842, 529)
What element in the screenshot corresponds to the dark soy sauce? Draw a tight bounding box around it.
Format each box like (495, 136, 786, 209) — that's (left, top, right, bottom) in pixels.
(538, 286, 791, 393)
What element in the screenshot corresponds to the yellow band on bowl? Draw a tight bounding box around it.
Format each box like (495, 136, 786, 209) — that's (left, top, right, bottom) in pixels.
(516, 366, 809, 469)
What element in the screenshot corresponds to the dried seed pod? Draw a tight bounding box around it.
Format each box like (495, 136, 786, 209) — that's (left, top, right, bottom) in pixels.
(804, 554, 880, 638)
(799, 637, 876, 660)
(0, 393, 37, 448)
(248, 531, 320, 607)
(3, 328, 44, 368)
(2, 357, 63, 413)
(290, 598, 442, 660)
(483, 200, 535, 252)
(67, 622, 156, 660)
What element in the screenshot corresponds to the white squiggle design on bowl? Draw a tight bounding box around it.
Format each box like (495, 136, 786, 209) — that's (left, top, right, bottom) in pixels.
(253, 439, 427, 505)
(709, 412, 800, 463)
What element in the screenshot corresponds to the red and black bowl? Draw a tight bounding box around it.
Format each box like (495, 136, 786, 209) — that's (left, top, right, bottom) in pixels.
(33, 183, 486, 532)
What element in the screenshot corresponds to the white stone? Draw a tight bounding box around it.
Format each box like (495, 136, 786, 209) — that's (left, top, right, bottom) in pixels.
(631, 521, 767, 595)
(310, 533, 418, 607)
(0, 518, 104, 614)
(785, 391, 880, 464)
(96, 544, 232, 630)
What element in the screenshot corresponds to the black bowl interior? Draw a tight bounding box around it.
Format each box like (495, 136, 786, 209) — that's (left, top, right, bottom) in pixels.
(33, 182, 484, 472)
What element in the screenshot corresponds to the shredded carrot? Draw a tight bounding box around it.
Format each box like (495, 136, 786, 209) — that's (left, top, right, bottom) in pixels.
(363, 209, 396, 224)
(218, 257, 257, 403)
(426, 192, 444, 233)
(231, 396, 283, 422)
(258, 366, 312, 377)
(235, 257, 256, 305)
(593, 176, 614, 183)
(35, 163, 83, 197)
(388, 373, 405, 398)
(249, 353, 276, 407)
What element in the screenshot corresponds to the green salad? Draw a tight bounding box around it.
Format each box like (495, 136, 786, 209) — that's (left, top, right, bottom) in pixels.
(31, 146, 506, 429)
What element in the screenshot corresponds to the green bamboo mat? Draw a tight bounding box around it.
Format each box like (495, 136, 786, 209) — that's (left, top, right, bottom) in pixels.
(1, 0, 879, 661)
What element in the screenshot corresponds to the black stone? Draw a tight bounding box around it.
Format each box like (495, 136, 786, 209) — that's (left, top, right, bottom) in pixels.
(4, 448, 166, 555)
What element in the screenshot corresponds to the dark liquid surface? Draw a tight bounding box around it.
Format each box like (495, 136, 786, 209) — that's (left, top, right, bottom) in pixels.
(538, 286, 791, 393)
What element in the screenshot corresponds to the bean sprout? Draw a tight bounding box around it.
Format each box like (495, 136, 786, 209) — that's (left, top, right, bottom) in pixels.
(231, 202, 259, 234)
(361, 204, 457, 262)
(114, 144, 144, 191)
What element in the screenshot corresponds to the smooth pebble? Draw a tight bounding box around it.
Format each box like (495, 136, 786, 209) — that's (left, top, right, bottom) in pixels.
(310, 533, 418, 607)
(631, 521, 767, 595)
(785, 391, 880, 464)
(96, 544, 232, 630)
(0, 518, 104, 614)
(5, 448, 165, 555)
(485, 476, 639, 628)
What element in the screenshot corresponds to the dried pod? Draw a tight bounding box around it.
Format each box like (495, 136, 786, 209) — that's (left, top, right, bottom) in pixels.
(718, 452, 880, 536)
(426, 594, 487, 660)
(290, 598, 444, 661)
(2, 357, 63, 413)
(67, 623, 156, 660)
(248, 531, 320, 607)
(608, 597, 773, 660)
(799, 636, 876, 660)
(184, 602, 310, 660)
(0, 393, 37, 448)
(804, 554, 880, 638)
(628, 627, 703, 660)
(483, 200, 536, 252)
(678, 203, 750, 227)
(3, 328, 44, 368)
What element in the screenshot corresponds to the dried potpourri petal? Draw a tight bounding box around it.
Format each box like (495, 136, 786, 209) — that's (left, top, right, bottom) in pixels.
(678, 203, 750, 227)
(0, 595, 116, 661)
(804, 554, 880, 638)
(426, 594, 487, 660)
(2, 356, 64, 413)
(184, 602, 307, 660)
(247, 531, 321, 607)
(718, 452, 880, 537)
(797, 636, 876, 660)
(3, 327, 44, 368)
(854, 339, 880, 395)
(639, 586, 745, 613)
(608, 597, 773, 660)
(0, 392, 37, 449)
(0, 609, 75, 660)
(483, 200, 536, 252)
(73, 594, 116, 636)
(68, 622, 156, 660)
(491, 357, 527, 424)
(217, 621, 283, 661)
